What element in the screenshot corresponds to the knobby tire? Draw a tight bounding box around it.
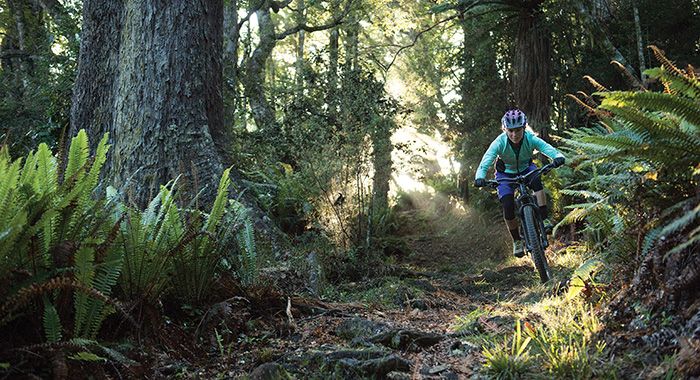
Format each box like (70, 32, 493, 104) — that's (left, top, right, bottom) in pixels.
(523, 206, 550, 283)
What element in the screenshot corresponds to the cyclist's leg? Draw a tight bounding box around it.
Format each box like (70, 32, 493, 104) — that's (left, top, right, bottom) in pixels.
(496, 173, 523, 256)
(523, 163, 548, 219)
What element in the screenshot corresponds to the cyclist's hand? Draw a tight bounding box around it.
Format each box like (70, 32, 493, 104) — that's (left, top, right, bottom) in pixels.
(474, 178, 486, 187)
(553, 157, 565, 167)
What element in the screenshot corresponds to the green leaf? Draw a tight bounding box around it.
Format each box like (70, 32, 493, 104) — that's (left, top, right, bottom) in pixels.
(68, 352, 107, 362)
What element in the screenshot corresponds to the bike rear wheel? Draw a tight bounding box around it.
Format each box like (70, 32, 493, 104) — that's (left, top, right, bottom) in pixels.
(523, 206, 550, 283)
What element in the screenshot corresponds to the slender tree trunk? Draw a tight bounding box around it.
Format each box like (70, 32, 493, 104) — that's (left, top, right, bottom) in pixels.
(632, 0, 647, 87)
(343, 11, 358, 73)
(37, 0, 78, 46)
(294, 0, 306, 104)
(327, 26, 339, 120)
(223, 0, 240, 137)
(513, 4, 551, 140)
(240, 8, 278, 131)
(371, 118, 393, 214)
(575, 0, 643, 87)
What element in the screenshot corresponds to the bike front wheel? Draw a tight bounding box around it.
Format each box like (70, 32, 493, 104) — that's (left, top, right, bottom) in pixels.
(523, 206, 550, 283)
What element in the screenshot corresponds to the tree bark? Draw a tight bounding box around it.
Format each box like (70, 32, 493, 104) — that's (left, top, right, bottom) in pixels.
(110, 0, 224, 207)
(224, 0, 241, 133)
(70, 0, 124, 152)
(513, 4, 551, 140)
(632, 0, 647, 87)
(371, 119, 393, 214)
(327, 25, 340, 120)
(72, 0, 224, 207)
(240, 8, 278, 131)
(294, 0, 307, 104)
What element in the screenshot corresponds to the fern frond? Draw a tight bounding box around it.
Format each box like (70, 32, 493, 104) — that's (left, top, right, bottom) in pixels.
(236, 213, 257, 286)
(79, 133, 110, 207)
(0, 277, 124, 327)
(566, 94, 598, 115)
(43, 298, 63, 343)
(616, 92, 700, 130)
(205, 167, 232, 235)
(645, 67, 700, 99)
(64, 130, 90, 184)
(584, 75, 608, 92)
(611, 60, 645, 90)
(35, 143, 58, 195)
(559, 189, 605, 200)
(0, 156, 23, 228)
(73, 247, 96, 337)
(648, 45, 685, 77)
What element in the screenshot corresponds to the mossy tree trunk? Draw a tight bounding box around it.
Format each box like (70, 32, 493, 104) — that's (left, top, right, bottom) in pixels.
(71, 0, 225, 207)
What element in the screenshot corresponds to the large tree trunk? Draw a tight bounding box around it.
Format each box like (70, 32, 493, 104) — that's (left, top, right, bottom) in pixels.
(70, 0, 124, 152)
(111, 0, 224, 207)
(72, 0, 224, 207)
(513, 3, 551, 140)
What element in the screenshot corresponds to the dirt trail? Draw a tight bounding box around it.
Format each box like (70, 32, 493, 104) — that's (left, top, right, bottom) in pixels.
(180, 193, 556, 379)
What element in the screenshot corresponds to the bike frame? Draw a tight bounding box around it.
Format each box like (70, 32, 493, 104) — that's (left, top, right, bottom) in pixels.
(513, 178, 549, 252)
(481, 163, 556, 282)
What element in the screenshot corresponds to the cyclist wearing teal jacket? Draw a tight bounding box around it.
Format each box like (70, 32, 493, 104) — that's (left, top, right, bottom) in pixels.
(474, 109, 565, 257)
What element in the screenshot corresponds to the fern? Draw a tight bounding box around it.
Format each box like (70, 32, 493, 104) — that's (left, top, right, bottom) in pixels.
(206, 167, 232, 235)
(1, 130, 123, 345)
(64, 130, 90, 184)
(43, 298, 63, 343)
(565, 47, 699, 264)
(237, 214, 258, 287)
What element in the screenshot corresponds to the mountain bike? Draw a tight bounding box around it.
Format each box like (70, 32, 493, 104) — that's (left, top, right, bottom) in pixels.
(477, 163, 557, 283)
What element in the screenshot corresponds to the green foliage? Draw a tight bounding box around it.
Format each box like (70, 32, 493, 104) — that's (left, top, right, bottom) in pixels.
(0, 0, 79, 156)
(42, 298, 62, 343)
(528, 304, 604, 379)
(452, 307, 489, 334)
(0, 130, 122, 343)
(481, 321, 534, 379)
(235, 209, 258, 287)
(117, 167, 256, 304)
(560, 56, 699, 261)
(567, 258, 605, 300)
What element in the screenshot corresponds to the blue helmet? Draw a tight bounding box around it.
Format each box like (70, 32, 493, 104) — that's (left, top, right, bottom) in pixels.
(501, 109, 527, 129)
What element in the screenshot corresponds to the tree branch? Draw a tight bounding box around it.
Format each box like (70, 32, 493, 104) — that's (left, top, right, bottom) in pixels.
(275, 0, 354, 40)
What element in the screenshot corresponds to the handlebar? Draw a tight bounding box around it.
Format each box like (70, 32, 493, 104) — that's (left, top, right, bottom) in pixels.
(476, 162, 557, 189)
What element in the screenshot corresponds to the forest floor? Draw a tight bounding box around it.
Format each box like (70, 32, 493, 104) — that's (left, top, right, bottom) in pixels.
(143, 191, 608, 379)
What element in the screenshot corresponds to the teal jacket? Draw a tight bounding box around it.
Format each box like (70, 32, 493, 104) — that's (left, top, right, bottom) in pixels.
(475, 130, 564, 179)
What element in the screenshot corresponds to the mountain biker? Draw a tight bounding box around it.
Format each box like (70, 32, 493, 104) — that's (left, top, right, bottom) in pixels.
(474, 109, 565, 257)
